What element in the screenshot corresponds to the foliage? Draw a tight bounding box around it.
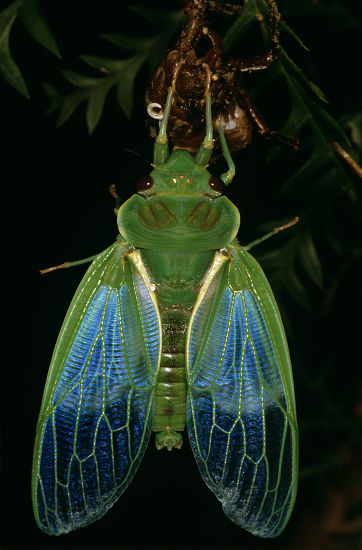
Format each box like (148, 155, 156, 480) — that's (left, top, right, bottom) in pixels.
(0, 0, 59, 97)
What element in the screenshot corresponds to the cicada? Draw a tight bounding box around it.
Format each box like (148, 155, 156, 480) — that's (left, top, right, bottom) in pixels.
(32, 84, 298, 538)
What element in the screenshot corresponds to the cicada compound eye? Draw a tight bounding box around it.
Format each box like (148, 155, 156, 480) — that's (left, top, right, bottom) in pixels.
(136, 175, 154, 192)
(208, 175, 225, 194)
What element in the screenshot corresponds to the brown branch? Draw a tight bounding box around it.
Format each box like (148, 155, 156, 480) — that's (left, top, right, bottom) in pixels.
(331, 141, 362, 179)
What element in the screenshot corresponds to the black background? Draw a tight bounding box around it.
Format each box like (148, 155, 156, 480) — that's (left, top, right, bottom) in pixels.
(2, 1, 362, 549)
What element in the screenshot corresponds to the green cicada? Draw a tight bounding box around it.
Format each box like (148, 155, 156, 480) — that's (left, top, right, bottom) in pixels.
(32, 86, 298, 538)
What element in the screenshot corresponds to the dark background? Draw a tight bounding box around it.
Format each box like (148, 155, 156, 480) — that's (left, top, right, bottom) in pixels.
(2, 1, 362, 549)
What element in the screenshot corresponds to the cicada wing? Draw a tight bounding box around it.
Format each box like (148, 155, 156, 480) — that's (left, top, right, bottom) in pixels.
(32, 241, 161, 535)
(186, 246, 298, 538)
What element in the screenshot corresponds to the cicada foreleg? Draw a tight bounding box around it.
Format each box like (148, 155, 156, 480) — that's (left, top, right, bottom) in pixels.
(216, 122, 235, 185)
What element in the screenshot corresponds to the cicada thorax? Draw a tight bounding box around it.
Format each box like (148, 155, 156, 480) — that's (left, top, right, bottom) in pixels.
(117, 150, 240, 253)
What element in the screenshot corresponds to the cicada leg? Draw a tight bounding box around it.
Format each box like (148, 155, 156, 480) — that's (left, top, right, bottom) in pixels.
(39, 255, 100, 274)
(109, 183, 123, 215)
(216, 122, 235, 185)
(244, 217, 299, 251)
(238, 87, 300, 150)
(232, 0, 281, 74)
(173, 0, 207, 54)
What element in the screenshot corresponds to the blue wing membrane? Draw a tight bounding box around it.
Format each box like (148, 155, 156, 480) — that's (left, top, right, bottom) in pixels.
(33, 245, 161, 534)
(187, 250, 297, 538)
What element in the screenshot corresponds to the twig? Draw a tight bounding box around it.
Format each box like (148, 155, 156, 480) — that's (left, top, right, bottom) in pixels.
(331, 141, 362, 179)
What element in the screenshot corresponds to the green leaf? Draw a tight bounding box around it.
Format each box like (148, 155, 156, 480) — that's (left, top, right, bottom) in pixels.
(42, 81, 62, 111)
(252, 28, 354, 198)
(0, 0, 29, 97)
(43, 81, 84, 124)
(276, 76, 353, 197)
(281, 20, 309, 51)
(258, 236, 311, 309)
(86, 81, 114, 133)
(79, 53, 147, 119)
(102, 7, 185, 72)
(319, 201, 343, 255)
(224, 0, 325, 103)
(129, 6, 184, 28)
(116, 53, 146, 117)
(305, 94, 350, 147)
(61, 70, 101, 89)
(340, 110, 362, 151)
(299, 231, 323, 287)
(283, 265, 311, 309)
(223, 0, 259, 53)
(102, 30, 170, 71)
(43, 5, 185, 129)
(57, 93, 85, 127)
(280, 47, 328, 104)
(101, 33, 159, 55)
(282, 1, 357, 26)
(19, 0, 60, 58)
(79, 54, 135, 74)
(51, 53, 147, 130)
(280, 142, 331, 198)
(257, 249, 285, 270)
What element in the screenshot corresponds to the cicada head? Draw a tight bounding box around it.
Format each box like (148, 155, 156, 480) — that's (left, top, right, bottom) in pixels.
(117, 86, 239, 252)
